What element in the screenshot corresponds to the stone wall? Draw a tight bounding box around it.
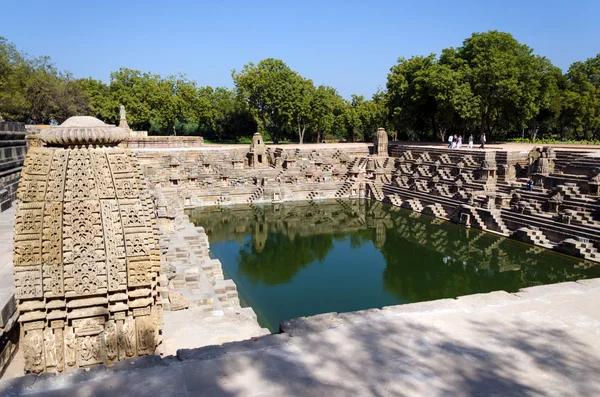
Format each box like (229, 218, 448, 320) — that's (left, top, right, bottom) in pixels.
(0, 123, 28, 212)
(141, 140, 600, 264)
(120, 136, 204, 149)
(136, 144, 373, 209)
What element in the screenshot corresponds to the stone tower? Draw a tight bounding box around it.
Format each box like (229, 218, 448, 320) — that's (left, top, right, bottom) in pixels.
(248, 132, 266, 167)
(14, 116, 162, 374)
(374, 128, 388, 156)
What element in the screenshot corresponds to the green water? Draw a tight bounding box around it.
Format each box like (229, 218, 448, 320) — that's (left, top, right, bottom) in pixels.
(187, 200, 600, 332)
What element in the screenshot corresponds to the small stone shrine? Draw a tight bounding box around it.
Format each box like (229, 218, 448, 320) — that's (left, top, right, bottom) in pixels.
(13, 116, 162, 374)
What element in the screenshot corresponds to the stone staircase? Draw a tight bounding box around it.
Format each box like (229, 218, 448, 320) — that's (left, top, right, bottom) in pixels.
(247, 187, 264, 203)
(414, 180, 430, 192)
(423, 203, 448, 219)
(463, 155, 478, 167)
(437, 168, 453, 180)
(556, 183, 584, 199)
(434, 184, 453, 197)
(439, 153, 451, 164)
(387, 194, 403, 207)
(402, 198, 424, 212)
(213, 279, 240, 308)
(557, 238, 600, 262)
(511, 227, 553, 249)
(488, 210, 511, 235)
(368, 183, 385, 201)
(418, 152, 432, 162)
(335, 181, 354, 198)
(402, 150, 414, 160)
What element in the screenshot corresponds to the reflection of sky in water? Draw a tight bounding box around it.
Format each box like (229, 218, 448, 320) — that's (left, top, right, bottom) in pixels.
(188, 200, 600, 332)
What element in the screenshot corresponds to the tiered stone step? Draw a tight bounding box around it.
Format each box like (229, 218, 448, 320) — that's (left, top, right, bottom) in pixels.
(557, 238, 600, 262)
(402, 198, 424, 212)
(423, 203, 447, 218)
(488, 210, 511, 235)
(511, 227, 553, 249)
(214, 279, 240, 307)
(247, 187, 264, 203)
(201, 259, 224, 284)
(368, 183, 385, 201)
(414, 180, 430, 192)
(556, 183, 583, 199)
(387, 194, 403, 207)
(335, 181, 354, 198)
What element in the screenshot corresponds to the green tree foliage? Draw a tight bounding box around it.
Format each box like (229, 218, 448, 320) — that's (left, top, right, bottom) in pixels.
(562, 54, 600, 139)
(2, 32, 600, 142)
(0, 37, 90, 123)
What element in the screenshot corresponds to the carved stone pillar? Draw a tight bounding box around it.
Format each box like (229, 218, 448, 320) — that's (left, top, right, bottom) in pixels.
(14, 116, 162, 374)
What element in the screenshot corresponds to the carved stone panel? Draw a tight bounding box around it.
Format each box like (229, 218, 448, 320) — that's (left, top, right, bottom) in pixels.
(77, 334, 105, 367)
(64, 326, 77, 368)
(105, 320, 117, 363)
(135, 315, 155, 356)
(90, 150, 116, 199)
(23, 328, 45, 373)
(14, 265, 43, 300)
(45, 149, 68, 202)
(64, 149, 98, 202)
(63, 200, 107, 296)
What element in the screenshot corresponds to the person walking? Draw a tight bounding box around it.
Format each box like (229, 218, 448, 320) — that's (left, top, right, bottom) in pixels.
(479, 133, 486, 150)
(457, 135, 463, 149)
(468, 134, 473, 149)
(448, 134, 454, 148)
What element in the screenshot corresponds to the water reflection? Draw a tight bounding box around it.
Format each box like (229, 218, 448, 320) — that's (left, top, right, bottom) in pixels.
(187, 200, 599, 331)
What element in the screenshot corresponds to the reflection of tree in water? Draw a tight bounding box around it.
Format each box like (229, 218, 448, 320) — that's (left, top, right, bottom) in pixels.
(238, 231, 341, 285)
(190, 200, 599, 295)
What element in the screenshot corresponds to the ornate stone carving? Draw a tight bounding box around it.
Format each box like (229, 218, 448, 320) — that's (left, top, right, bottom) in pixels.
(44, 328, 57, 368)
(64, 327, 77, 368)
(23, 329, 45, 373)
(13, 116, 162, 374)
(105, 320, 118, 362)
(14, 265, 43, 300)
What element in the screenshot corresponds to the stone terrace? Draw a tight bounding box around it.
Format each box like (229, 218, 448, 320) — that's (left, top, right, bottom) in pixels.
(1, 279, 599, 396)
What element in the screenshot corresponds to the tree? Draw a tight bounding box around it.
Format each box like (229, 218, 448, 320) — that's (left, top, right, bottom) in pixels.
(0, 37, 29, 120)
(78, 77, 116, 123)
(309, 85, 346, 143)
(387, 55, 440, 141)
(232, 58, 301, 142)
(561, 54, 600, 139)
(441, 31, 544, 139)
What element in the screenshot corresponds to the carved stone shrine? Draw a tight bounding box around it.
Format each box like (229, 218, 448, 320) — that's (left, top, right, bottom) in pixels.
(13, 116, 162, 374)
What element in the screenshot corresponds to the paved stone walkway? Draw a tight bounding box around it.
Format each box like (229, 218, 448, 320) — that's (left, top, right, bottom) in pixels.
(1, 278, 599, 396)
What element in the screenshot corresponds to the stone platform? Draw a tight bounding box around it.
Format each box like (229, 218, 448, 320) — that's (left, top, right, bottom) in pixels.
(1, 278, 599, 396)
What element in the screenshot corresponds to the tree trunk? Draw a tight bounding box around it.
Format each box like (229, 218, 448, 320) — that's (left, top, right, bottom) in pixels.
(530, 119, 538, 141)
(297, 119, 305, 144)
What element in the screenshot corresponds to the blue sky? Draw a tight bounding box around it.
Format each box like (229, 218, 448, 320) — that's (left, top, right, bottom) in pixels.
(2, 0, 599, 99)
